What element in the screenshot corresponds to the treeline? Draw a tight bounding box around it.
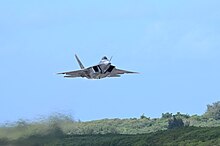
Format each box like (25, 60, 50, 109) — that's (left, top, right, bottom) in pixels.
(1, 101, 220, 144)
(2, 126, 220, 146)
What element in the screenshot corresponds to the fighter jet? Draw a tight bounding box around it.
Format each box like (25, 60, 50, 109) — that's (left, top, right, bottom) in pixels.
(58, 54, 138, 79)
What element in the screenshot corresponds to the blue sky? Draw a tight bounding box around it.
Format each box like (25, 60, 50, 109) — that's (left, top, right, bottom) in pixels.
(0, 0, 220, 122)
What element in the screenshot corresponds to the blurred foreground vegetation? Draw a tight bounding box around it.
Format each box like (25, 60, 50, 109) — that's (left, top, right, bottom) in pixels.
(1, 101, 220, 145)
(2, 127, 220, 146)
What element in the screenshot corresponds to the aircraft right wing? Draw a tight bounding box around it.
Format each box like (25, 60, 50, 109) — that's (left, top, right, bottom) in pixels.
(57, 69, 85, 78)
(107, 68, 138, 78)
(112, 68, 138, 75)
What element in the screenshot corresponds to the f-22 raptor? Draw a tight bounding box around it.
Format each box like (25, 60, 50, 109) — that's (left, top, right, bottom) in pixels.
(58, 54, 138, 79)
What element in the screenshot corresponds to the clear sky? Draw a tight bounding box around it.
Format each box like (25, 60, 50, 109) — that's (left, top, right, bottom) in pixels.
(0, 0, 220, 123)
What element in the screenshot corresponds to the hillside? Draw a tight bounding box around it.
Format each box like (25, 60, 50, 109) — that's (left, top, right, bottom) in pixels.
(1, 112, 220, 140)
(1, 126, 220, 146)
(1, 101, 220, 145)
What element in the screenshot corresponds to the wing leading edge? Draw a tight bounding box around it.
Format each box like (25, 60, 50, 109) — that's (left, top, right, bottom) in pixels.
(108, 68, 138, 78)
(113, 68, 138, 74)
(57, 70, 85, 78)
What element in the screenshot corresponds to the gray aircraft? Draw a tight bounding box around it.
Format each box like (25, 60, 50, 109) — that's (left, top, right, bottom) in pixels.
(58, 54, 138, 79)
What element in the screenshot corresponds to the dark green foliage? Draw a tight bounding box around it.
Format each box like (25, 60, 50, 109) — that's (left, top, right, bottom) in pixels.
(140, 113, 150, 120)
(203, 101, 220, 120)
(168, 116, 184, 129)
(175, 112, 190, 119)
(2, 127, 220, 146)
(0, 138, 9, 145)
(2, 101, 220, 145)
(2, 111, 220, 140)
(161, 112, 172, 119)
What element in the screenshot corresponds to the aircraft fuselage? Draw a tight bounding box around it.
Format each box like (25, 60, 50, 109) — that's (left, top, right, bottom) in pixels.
(58, 54, 138, 79)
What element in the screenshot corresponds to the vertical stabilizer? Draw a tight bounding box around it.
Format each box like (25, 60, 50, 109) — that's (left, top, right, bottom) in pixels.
(75, 54, 85, 69)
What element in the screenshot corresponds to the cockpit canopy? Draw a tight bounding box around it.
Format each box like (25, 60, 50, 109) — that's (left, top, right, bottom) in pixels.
(102, 56, 108, 60)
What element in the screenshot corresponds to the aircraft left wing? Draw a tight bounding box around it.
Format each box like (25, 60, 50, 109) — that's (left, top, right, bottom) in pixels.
(110, 68, 138, 76)
(57, 70, 85, 78)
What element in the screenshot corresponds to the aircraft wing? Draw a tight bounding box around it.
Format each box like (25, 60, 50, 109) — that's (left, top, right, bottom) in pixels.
(57, 70, 85, 78)
(109, 68, 138, 76)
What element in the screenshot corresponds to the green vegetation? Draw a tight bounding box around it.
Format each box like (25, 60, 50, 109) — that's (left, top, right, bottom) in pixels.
(2, 127, 220, 146)
(168, 115, 184, 129)
(1, 101, 220, 145)
(203, 101, 220, 120)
